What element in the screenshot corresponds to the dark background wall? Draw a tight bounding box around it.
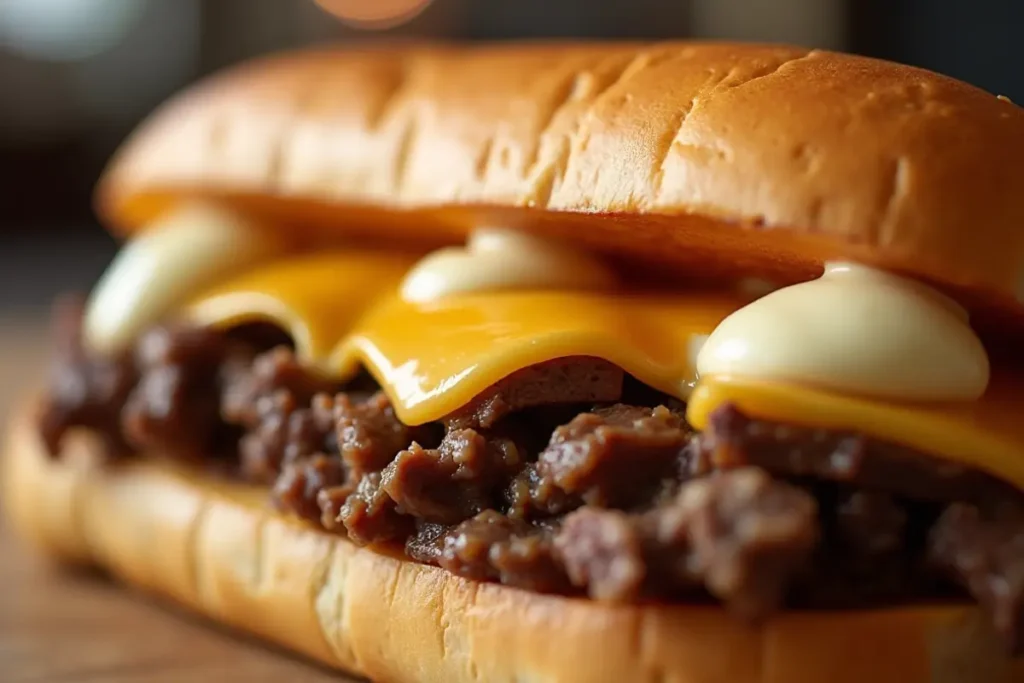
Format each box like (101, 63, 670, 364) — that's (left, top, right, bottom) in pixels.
(0, 0, 1019, 312)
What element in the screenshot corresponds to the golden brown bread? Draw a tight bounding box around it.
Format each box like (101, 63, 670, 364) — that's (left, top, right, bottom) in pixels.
(98, 42, 1024, 309)
(5, 400, 1024, 683)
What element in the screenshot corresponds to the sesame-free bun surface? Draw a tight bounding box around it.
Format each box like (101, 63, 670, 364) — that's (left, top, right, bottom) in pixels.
(5, 400, 1024, 683)
(98, 42, 1024, 307)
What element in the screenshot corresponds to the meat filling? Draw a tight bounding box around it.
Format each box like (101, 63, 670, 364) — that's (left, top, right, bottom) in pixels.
(36, 312, 1024, 654)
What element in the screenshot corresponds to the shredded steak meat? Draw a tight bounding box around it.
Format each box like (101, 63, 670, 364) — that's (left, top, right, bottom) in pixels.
(121, 325, 242, 456)
(222, 346, 337, 429)
(696, 403, 1021, 505)
(36, 311, 1024, 653)
(240, 391, 338, 484)
(555, 467, 819, 616)
(646, 468, 819, 618)
(39, 296, 138, 458)
(538, 405, 690, 507)
(555, 508, 646, 600)
(333, 471, 410, 544)
(336, 392, 430, 477)
(379, 429, 523, 523)
(931, 503, 1024, 652)
(272, 453, 348, 522)
(505, 462, 579, 520)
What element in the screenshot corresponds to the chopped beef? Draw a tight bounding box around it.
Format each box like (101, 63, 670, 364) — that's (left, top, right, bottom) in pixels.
(337, 392, 431, 477)
(797, 489, 923, 605)
(836, 490, 908, 557)
(556, 468, 818, 616)
(538, 405, 690, 507)
(121, 325, 239, 457)
(644, 468, 819, 618)
(221, 346, 336, 429)
(242, 392, 338, 484)
(930, 503, 1024, 653)
(433, 510, 522, 581)
(411, 511, 570, 592)
(697, 403, 1019, 505)
(488, 528, 570, 593)
(38, 295, 137, 457)
(405, 521, 449, 564)
(378, 429, 522, 524)
(273, 453, 348, 522)
(34, 308, 1024, 653)
(505, 463, 580, 521)
(445, 357, 624, 429)
(333, 472, 410, 545)
(556, 508, 646, 600)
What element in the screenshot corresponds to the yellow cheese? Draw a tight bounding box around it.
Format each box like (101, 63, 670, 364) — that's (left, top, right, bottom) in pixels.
(187, 252, 740, 422)
(686, 375, 1024, 490)
(185, 252, 1024, 491)
(186, 251, 419, 370)
(341, 291, 738, 423)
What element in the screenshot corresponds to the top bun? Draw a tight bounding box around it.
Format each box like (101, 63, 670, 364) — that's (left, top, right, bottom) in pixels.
(97, 42, 1024, 313)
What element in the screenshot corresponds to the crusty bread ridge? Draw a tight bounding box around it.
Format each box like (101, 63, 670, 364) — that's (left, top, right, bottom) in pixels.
(5, 401, 1023, 683)
(98, 42, 1024, 304)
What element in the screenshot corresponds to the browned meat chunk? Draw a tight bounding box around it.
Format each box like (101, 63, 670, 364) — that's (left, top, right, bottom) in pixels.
(38, 295, 137, 457)
(241, 392, 338, 483)
(697, 403, 1018, 504)
(337, 391, 422, 476)
(930, 503, 1024, 653)
(555, 508, 646, 600)
(505, 462, 580, 521)
(273, 453, 348, 522)
(379, 429, 522, 524)
(647, 468, 819, 618)
(221, 346, 336, 429)
(121, 325, 236, 456)
(334, 472, 410, 545)
(445, 357, 624, 429)
(556, 468, 818, 617)
(538, 405, 689, 507)
(409, 511, 569, 592)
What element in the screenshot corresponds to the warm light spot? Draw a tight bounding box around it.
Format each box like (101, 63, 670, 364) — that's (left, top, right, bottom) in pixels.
(314, 0, 433, 29)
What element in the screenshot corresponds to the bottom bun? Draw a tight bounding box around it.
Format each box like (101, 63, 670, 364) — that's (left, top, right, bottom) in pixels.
(3, 399, 1022, 683)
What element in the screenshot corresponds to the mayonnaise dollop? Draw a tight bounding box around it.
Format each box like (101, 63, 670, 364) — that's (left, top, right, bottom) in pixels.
(84, 202, 281, 354)
(696, 262, 990, 402)
(399, 228, 616, 302)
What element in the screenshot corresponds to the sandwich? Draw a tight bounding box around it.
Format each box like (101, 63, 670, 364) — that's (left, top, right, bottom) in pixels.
(6, 42, 1024, 683)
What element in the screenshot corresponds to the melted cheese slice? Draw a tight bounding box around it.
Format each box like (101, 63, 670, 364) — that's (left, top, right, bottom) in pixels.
(184, 252, 1024, 491)
(341, 291, 737, 423)
(186, 252, 419, 368)
(186, 253, 741, 422)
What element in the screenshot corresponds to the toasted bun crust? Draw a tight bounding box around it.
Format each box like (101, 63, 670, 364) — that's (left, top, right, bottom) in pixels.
(5, 401, 1023, 683)
(98, 42, 1024, 307)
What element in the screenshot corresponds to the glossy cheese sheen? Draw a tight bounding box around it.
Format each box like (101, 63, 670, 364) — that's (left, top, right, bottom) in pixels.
(687, 376, 1024, 491)
(186, 252, 418, 370)
(185, 253, 741, 423)
(341, 291, 739, 424)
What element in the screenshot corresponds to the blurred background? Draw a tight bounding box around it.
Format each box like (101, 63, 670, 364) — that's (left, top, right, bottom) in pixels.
(0, 0, 1020, 317)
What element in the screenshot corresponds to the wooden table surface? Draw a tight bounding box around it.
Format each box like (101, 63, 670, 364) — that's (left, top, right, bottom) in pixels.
(0, 319, 353, 682)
